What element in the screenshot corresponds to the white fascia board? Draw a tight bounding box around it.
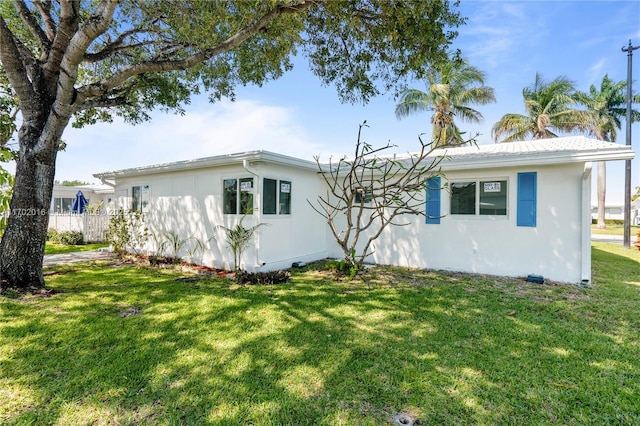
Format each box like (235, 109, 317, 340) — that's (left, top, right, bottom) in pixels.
(93, 150, 318, 180)
(435, 147, 635, 172)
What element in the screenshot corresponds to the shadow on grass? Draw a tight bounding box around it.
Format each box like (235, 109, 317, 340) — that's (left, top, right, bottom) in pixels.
(1, 258, 639, 424)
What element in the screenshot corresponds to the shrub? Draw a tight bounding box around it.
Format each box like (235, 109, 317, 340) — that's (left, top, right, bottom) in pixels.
(592, 218, 624, 225)
(106, 209, 150, 255)
(47, 228, 60, 242)
(58, 230, 84, 245)
(326, 258, 359, 279)
(236, 269, 290, 285)
(47, 229, 84, 245)
(148, 255, 182, 266)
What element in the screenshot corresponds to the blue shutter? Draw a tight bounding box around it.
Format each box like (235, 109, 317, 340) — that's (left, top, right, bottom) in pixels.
(426, 176, 441, 224)
(517, 172, 537, 227)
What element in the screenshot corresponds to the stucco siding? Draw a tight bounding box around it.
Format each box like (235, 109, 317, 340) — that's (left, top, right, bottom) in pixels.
(114, 162, 327, 272)
(336, 163, 586, 283)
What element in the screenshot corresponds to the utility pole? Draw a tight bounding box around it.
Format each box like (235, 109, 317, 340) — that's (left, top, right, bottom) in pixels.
(622, 40, 639, 249)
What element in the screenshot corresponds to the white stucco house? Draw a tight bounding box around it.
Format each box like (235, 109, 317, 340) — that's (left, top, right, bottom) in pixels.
(50, 183, 114, 214)
(48, 183, 115, 240)
(590, 203, 624, 221)
(632, 197, 640, 226)
(93, 136, 634, 285)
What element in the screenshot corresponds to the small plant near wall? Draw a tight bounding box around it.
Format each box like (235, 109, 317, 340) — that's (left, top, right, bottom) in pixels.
(151, 232, 169, 257)
(217, 215, 268, 275)
(185, 236, 213, 264)
(106, 209, 150, 256)
(163, 231, 190, 261)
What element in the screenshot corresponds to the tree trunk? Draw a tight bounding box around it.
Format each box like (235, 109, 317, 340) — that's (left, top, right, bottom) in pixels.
(596, 161, 606, 229)
(0, 136, 58, 291)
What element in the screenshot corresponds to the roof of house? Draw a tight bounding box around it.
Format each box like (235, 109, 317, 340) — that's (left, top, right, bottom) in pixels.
(94, 136, 635, 180)
(430, 136, 635, 171)
(52, 183, 114, 194)
(93, 150, 319, 180)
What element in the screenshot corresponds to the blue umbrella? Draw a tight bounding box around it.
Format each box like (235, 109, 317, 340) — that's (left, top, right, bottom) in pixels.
(70, 190, 88, 214)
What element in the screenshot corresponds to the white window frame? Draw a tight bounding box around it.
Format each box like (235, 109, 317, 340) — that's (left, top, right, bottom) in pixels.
(223, 177, 254, 215)
(450, 178, 509, 218)
(262, 178, 292, 215)
(131, 184, 150, 213)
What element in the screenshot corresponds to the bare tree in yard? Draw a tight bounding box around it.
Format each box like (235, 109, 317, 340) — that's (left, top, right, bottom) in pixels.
(310, 122, 453, 273)
(0, 1, 464, 290)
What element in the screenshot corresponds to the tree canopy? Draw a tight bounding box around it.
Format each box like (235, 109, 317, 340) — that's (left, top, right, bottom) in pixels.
(492, 73, 587, 143)
(395, 56, 495, 147)
(0, 0, 465, 290)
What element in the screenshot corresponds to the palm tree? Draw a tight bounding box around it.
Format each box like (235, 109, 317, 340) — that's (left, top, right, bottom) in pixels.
(492, 73, 587, 142)
(574, 75, 640, 229)
(395, 57, 496, 147)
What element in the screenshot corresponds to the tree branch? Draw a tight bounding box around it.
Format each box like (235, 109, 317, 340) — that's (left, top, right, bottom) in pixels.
(43, 0, 80, 80)
(36, 0, 117, 154)
(32, 0, 56, 42)
(76, 94, 129, 111)
(75, 0, 317, 104)
(84, 27, 161, 62)
(11, 0, 50, 52)
(0, 16, 38, 114)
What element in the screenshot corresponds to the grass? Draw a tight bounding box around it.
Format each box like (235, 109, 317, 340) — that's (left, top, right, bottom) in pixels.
(44, 242, 109, 255)
(1, 243, 639, 425)
(591, 223, 640, 236)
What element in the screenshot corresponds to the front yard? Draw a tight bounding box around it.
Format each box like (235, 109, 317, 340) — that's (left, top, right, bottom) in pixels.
(1, 242, 639, 425)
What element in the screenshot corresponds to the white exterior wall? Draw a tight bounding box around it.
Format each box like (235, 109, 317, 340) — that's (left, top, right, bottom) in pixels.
(114, 161, 327, 272)
(630, 198, 640, 225)
(325, 163, 589, 284)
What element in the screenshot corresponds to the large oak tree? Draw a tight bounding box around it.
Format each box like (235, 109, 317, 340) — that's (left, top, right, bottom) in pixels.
(0, 0, 464, 290)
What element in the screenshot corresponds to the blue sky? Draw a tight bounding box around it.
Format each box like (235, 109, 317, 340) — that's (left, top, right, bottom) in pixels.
(52, 0, 640, 202)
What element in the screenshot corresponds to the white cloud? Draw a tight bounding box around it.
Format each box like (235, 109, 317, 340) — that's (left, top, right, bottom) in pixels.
(56, 99, 324, 183)
(586, 58, 607, 86)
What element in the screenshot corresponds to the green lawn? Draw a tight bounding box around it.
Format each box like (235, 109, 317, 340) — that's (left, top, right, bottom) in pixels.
(44, 242, 109, 255)
(1, 243, 639, 425)
(591, 223, 640, 236)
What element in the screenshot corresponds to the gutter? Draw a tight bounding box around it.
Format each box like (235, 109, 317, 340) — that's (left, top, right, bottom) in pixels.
(580, 162, 593, 286)
(97, 176, 115, 188)
(242, 159, 265, 270)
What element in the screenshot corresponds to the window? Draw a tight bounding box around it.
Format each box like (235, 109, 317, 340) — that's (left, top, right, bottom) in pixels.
(480, 181, 507, 215)
(52, 197, 73, 213)
(354, 186, 372, 204)
(224, 178, 254, 214)
(451, 182, 476, 214)
(263, 178, 291, 215)
(279, 181, 291, 215)
(131, 185, 150, 212)
(450, 180, 507, 216)
(263, 178, 277, 214)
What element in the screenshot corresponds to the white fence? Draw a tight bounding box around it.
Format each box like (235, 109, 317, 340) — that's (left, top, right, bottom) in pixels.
(48, 213, 111, 242)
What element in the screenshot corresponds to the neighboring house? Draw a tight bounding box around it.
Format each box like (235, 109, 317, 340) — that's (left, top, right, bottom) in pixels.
(632, 197, 640, 226)
(50, 183, 114, 214)
(93, 136, 634, 284)
(590, 203, 624, 221)
(48, 183, 115, 240)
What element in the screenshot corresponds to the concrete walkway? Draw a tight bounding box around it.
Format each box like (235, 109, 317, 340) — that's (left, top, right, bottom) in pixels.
(43, 249, 116, 265)
(591, 234, 638, 244)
